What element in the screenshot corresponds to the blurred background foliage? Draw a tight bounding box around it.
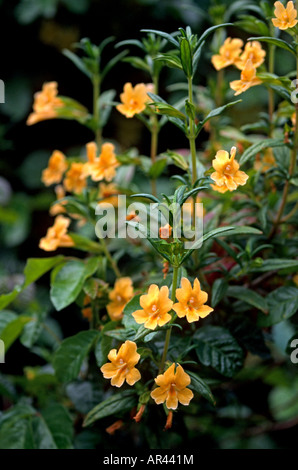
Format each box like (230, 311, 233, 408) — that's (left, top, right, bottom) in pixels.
(0, 0, 297, 449)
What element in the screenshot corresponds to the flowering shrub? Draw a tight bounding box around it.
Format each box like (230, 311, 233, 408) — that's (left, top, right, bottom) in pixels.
(1, 1, 298, 449)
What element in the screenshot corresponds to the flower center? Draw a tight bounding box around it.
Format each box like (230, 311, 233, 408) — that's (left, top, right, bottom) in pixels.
(116, 295, 123, 303)
(189, 296, 196, 305)
(151, 304, 157, 312)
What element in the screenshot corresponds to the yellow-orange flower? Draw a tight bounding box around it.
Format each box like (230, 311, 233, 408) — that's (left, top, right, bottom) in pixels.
(63, 162, 87, 194)
(210, 146, 249, 193)
(39, 215, 74, 251)
(159, 224, 172, 240)
(172, 277, 213, 323)
(116, 82, 149, 118)
(27, 82, 64, 125)
(98, 182, 119, 207)
(86, 142, 119, 182)
(151, 363, 194, 410)
(132, 284, 173, 330)
(272, 1, 298, 29)
(254, 148, 276, 173)
(82, 295, 93, 321)
(211, 37, 243, 71)
(235, 41, 266, 70)
(107, 277, 134, 321)
(42, 150, 68, 186)
(49, 185, 67, 216)
(100, 340, 141, 387)
(230, 59, 262, 96)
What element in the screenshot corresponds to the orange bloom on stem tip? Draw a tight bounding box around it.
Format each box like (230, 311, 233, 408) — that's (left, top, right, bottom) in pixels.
(132, 284, 173, 330)
(107, 277, 133, 321)
(235, 41, 266, 70)
(98, 182, 119, 207)
(150, 363, 194, 410)
(210, 146, 249, 193)
(39, 215, 74, 251)
(254, 148, 276, 173)
(49, 185, 67, 216)
(172, 277, 213, 323)
(42, 150, 68, 186)
(63, 162, 87, 194)
(159, 224, 172, 240)
(100, 340, 141, 387)
(230, 59, 262, 96)
(272, 1, 298, 30)
(86, 142, 119, 182)
(27, 82, 64, 125)
(116, 83, 150, 118)
(82, 295, 93, 321)
(211, 37, 243, 71)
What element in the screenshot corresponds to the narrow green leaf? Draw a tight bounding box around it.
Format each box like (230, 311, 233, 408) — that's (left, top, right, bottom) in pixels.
(239, 138, 285, 166)
(247, 36, 296, 55)
(227, 286, 268, 313)
(258, 287, 298, 327)
(0, 315, 32, 351)
(83, 390, 137, 426)
(211, 278, 228, 308)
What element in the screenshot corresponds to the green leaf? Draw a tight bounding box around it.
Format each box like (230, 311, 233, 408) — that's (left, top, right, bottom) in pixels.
(0, 256, 64, 309)
(211, 278, 228, 308)
(196, 23, 233, 50)
(150, 101, 187, 121)
(41, 403, 73, 449)
(194, 326, 244, 378)
(101, 49, 128, 81)
(98, 89, 116, 128)
(239, 138, 285, 166)
(50, 258, 100, 311)
(155, 54, 183, 70)
(149, 158, 167, 179)
(68, 233, 102, 254)
(83, 390, 137, 427)
(227, 286, 268, 313)
(0, 315, 32, 351)
(180, 37, 193, 78)
(234, 16, 269, 35)
(122, 294, 141, 331)
(53, 330, 99, 383)
(247, 36, 296, 55)
(250, 259, 298, 273)
(269, 381, 298, 421)
(187, 371, 216, 406)
(94, 321, 118, 367)
(200, 100, 241, 128)
(258, 287, 298, 327)
(0, 310, 18, 334)
(62, 49, 92, 78)
(141, 29, 179, 48)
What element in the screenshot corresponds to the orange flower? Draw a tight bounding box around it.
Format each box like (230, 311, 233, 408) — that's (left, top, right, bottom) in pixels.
(150, 363, 194, 410)
(82, 295, 93, 321)
(63, 162, 87, 194)
(235, 41, 266, 70)
(42, 150, 68, 186)
(272, 1, 298, 29)
(230, 59, 262, 96)
(39, 215, 74, 251)
(132, 284, 173, 330)
(159, 224, 172, 240)
(107, 277, 134, 321)
(98, 182, 119, 207)
(210, 146, 249, 193)
(172, 277, 213, 323)
(254, 148, 276, 173)
(100, 340, 141, 387)
(49, 185, 67, 216)
(211, 38, 243, 71)
(116, 82, 149, 118)
(27, 82, 64, 125)
(86, 142, 119, 182)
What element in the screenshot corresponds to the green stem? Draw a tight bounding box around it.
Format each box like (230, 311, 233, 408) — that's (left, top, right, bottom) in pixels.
(150, 114, 158, 197)
(268, 37, 298, 238)
(98, 236, 121, 278)
(188, 77, 197, 186)
(93, 74, 102, 148)
(268, 26, 275, 136)
(215, 68, 224, 108)
(158, 266, 179, 374)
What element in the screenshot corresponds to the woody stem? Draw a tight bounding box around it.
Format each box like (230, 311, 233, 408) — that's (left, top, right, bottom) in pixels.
(158, 265, 179, 374)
